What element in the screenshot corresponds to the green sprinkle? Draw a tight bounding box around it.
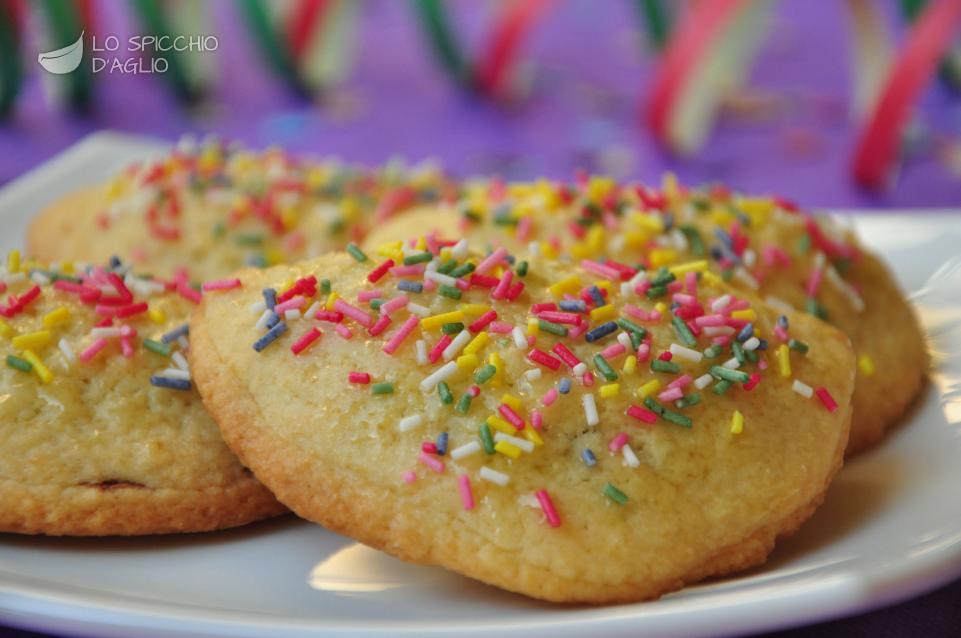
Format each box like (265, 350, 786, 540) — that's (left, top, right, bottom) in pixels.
(672, 316, 697, 347)
(321, 279, 331, 294)
(593, 354, 618, 382)
(651, 359, 681, 374)
(710, 366, 751, 384)
(247, 253, 267, 268)
(516, 260, 529, 277)
(712, 379, 732, 395)
(662, 409, 693, 428)
(449, 262, 475, 278)
(370, 299, 384, 311)
(371, 382, 394, 395)
(745, 348, 759, 363)
(474, 364, 497, 384)
(403, 252, 433, 265)
(650, 268, 676, 286)
(455, 393, 472, 414)
(5, 355, 32, 373)
(462, 209, 482, 223)
(479, 423, 495, 454)
(732, 340, 746, 364)
(679, 225, 705, 257)
(346, 243, 368, 262)
(328, 218, 345, 234)
(437, 259, 457, 274)
(538, 319, 568, 337)
(721, 268, 735, 282)
(643, 396, 665, 415)
(143, 339, 171, 357)
(805, 298, 828, 320)
(616, 318, 646, 338)
(438, 381, 454, 405)
(675, 392, 701, 409)
(603, 483, 628, 505)
(212, 221, 226, 238)
(646, 285, 667, 299)
(493, 214, 518, 226)
(49, 272, 81, 283)
(834, 258, 851, 275)
(439, 285, 462, 300)
(703, 344, 722, 359)
(234, 232, 263, 247)
(788, 338, 810, 354)
(442, 322, 465, 335)
(797, 234, 811, 254)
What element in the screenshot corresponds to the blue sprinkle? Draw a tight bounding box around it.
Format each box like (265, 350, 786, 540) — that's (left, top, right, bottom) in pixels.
(398, 280, 424, 293)
(150, 375, 191, 391)
(559, 299, 587, 313)
(436, 432, 449, 456)
(161, 324, 189, 344)
(755, 338, 768, 351)
(581, 448, 597, 467)
(263, 288, 277, 310)
(558, 378, 572, 394)
(714, 228, 733, 248)
(777, 315, 789, 329)
(662, 211, 674, 231)
(265, 310, 281, 329)
(109, 255, 123, 269)
(585, 321, 617, 342)
(253, 322, 287, 352)
(737, 323, 754, 342)
(588, 286, 606, 308)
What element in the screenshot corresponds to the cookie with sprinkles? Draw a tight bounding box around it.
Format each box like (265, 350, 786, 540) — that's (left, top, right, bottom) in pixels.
(363, 175, 925, 455)
(0, 252, 285, 535)
(189, 238, 855, 603)
(27, 138, 455, 282)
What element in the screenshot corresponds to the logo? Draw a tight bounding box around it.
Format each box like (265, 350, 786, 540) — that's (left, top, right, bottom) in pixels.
(37, 31, 85, 75)
(36, 32, 219, 75)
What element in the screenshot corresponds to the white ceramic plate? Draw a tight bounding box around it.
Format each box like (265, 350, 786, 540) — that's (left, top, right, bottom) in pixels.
(2, 133, 961, 638)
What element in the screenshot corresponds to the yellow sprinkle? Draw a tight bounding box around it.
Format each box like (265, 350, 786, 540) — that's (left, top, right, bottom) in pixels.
(585, 225, 605, 252)
(526, 318, 539, 336)
(459, 303, 490, 317)
(623, 355, 637, 374)
(12, 330, 52, 351)
(590, 304, 617, 323)
(463, 332, 490, 356)
(637, 379, 662, 399)
(264, 248, 286, 267)
(548, 275, 581, 298)
(731, 309, 757, 321)
(669, 260, 708, 276)
(7, 249, 20, 274)
(540, 240, 559, 260)
(494, 440, 522, 459)
(439, 247, 452, 261)
(375, 241, 403, 258)
(421, 310, 464, 331)
(702, 271, 723, 287)
(599, 383, 620, 398)
(486, 415, 515, 435)
(654, 301, 667, 315)
(593, 280, 614, 294)
(522, 424, 544, 446)
(777, 344, 791, 378)
(42, 307, 71, 328)
(730, 410, 744, 435)
(414, 235, 427, 251)
(501, 393, 522, 411)
(487, 352, 503, 386)
(456, 354, 479, 369)
(662, 172, 680, 202)
(0, 318, 13, 339)
(279, 206, 299, 231)
(61, 262, 75, 275)
(858, 354, 876, 376)
(22, 350, 52, 383)
(648, 248, 677, 268)
(148, 308, 166, 324)
(325, 291, 340, 311)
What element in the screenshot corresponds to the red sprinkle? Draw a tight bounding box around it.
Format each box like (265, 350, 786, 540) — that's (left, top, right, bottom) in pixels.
(658, 351, 673, 362)
(367, 259, 395, 283)
(468, 310, 498, 333)
(368, 314, 392, 337)
(315, 310, 344, 323)
(535, 489, 561, 528)
(743, 373, 761, 391)
(815, 387, 838, 412)
(428, 335, 453, 363)
(291, 327, 322, 355)
(527, 348, 562, 371)
(348, 372, 371, 384)
(627, 405, 658, 424)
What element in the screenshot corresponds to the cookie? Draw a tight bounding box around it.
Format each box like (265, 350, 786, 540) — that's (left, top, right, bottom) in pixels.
(189, 243, 854, 603)
(27, 139, 455, 282)
(362, 177, 925, 455)
(0, 252, 285, 535)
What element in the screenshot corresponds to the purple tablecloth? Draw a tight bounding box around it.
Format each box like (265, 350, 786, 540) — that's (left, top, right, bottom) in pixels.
(1, 1, 959, 636)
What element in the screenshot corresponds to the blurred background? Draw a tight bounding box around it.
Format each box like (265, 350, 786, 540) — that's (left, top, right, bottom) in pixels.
(1, 0, 960, 207)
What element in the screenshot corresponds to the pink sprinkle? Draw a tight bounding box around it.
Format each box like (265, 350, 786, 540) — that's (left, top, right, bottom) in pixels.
(120, 336, 135, 358)
(666, 374, 693, 390)
(684, 271, 697, 295)
(467, 385, 481, 398)
(422, 442, 438, 454)
(516, 216, 533, 243)
(368, 314, 392, 336)
(657, 387, 683, 402)
(636, 342, 651, 362)
(666, 281, 683, 293)
(390, 264, 425, 277)
(418, 452, 445, 473)
(469, 310, 498, 332)
(582, 371, 595, 387)
(498, 404, 525, 429)
(815, 387, 839, 412)
(531, 302, 557, 313)
(535, 489, 561, 528)
(581, 259, 621, 280)
(380, 295, 409, 316)
(712, 335, 732, 346)
(475, 247, 508, 275)
(176, 282, 202, 304)
(402, 470, 417, 484)
(744, 373, 761, 391)
(537, 311, 582, 325)
(458, 474, 475, 511)
(274, 297, 306, 314)
(624, 304, 659, 323)
(348, 371, 371, 384)
(80, 338, 109, 363)
(551, 342, 581, 369)
(383, 315, 420, 354)
(758, 358, 769, 371)
(726, 299, 750, 313)
(541, 388, 559, 406)
(202, 278, 242, 292)
(695, 314, 727, 327)
(489, 321, 513, 334)
(357, 290, 382, 303)
(608, 433, 629, 452)
(528, 348, 561, 371)
(491, 270, 513, 300)
(315, 310, 344, 323)
(531, 410, 543, 430)
(568, 323, 588, 339)
(291, 327, 322, 355)
(601, 343, 626, 360)
(334, 324, 353, 340)
(774, 325, 790, 341)
(428, 335, 452, 363)
(423, 279, 437, 292)
(634, 279, 652, 296)
(805, 267, 823, 298)
(333, 299, 373, 328)
(627, 405, 658, 424)
(672, 293, 697, 306)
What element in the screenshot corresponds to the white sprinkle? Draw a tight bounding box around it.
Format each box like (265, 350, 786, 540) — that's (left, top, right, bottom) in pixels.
(249, 300, 266, 315)
(90, 327, 122, 338)
(425, 270, 457, 287)
(734, 267, 760, 290)
(711, 294, 731, 312)
(512, 326, 527, 348)
(1, 271, 26, 285)
(703, 326, 735, 337)
(450, 239, 469, 260)
(494, 432, 534, 453)
(255, 309, 274, 330)
(398, 414, 423, 432)
(763, 295, 795, 314)
(58, 338, 76, 365)
(722, 357, 741, 369)
(694, 373, 714, 390)
(620, 282, 632, 297)
(30, 271, 51, 285)
(450, 441, 481, 460)
(172, 351, 190, 371)
(617, 332, 632, 349)
(792, 379, 814, 398)
(527, 241, 540, 256)
(442, 330, 471, 360)
(825, 265, 866, 312)
(524, 368, 542, 381)
(420, 361, 458, 392)
(582, 393, 599, 426)
(407, 302, 431, 317)
(160, 368, 191, 381)
(743, 337, 761, 351)
(415, 339, 427, 365)
(177, 335, 189, 352)
(480, 466, 510, 486)
(284, 309, 301, 321)
(669, 343, 703, 363)
(622, 444, 640, 468)
(304, 301, 322, 319)
(743, 248, 757, 268)
(573, 362, 588, 377)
